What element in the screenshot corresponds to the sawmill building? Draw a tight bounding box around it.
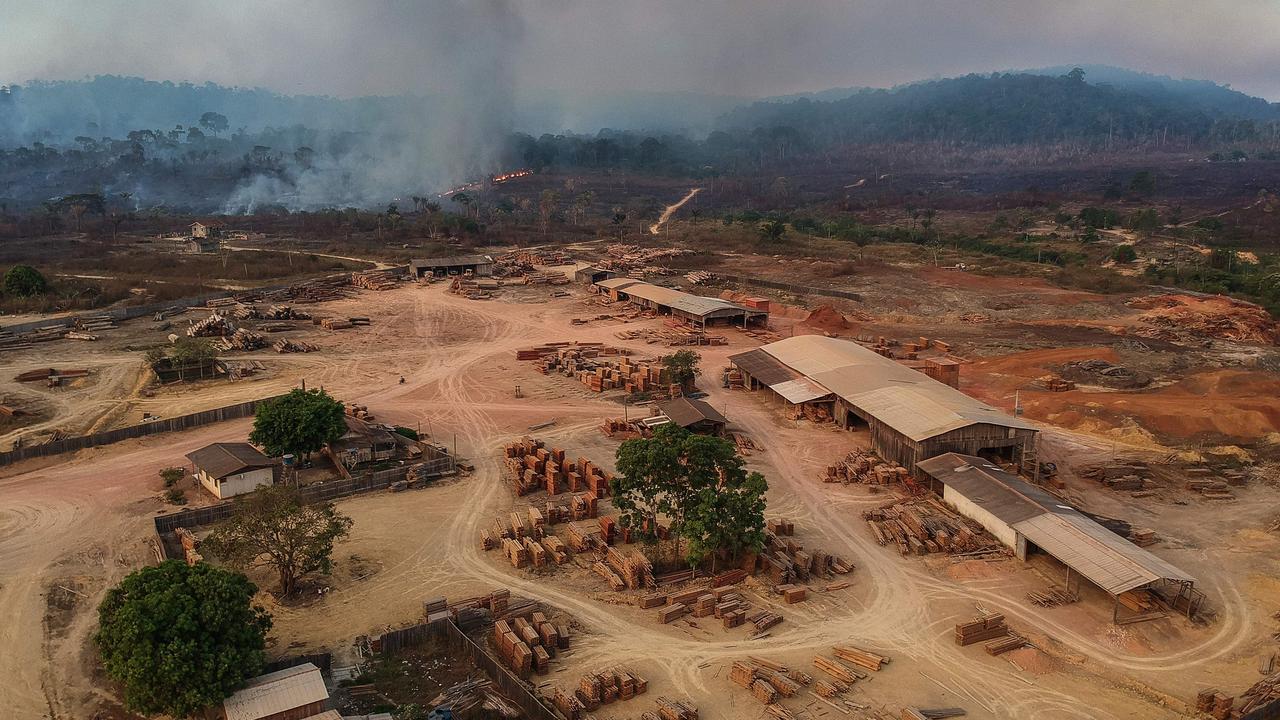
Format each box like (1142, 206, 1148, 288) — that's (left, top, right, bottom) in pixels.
(918, 453, 1200, 620)
(410, 254, 494, 278)
(592, 278, 768, 327)
(729, 335, 1038, 473)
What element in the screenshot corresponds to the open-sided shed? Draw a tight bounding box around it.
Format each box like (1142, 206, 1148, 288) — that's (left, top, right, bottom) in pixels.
(592, 278, 767, 327)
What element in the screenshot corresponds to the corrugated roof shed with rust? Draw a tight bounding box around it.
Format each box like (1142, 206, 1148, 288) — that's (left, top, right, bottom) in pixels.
(185, 442, 274, 480)
(593, 278, 765, 320)
(918, 453, 1194, 595)
(741, 335, 1035, 441)
(657, 397, 729, 429)
(222, 663, 329, 720)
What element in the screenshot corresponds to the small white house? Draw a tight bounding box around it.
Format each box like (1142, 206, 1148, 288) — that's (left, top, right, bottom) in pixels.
(185, 442, 276, 499)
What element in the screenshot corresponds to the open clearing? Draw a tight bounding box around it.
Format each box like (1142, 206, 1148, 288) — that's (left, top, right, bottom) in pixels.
(0, 269, 1277, 720)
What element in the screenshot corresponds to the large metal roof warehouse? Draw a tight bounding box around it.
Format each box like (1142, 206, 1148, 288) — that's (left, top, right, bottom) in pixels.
(593, 278, 768, 327)
(918, 453, 1200, 621)
(730, 335, 1038, 473)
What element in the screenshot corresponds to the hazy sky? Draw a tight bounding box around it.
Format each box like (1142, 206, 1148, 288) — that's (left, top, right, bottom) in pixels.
(5, 0, 1280, 100)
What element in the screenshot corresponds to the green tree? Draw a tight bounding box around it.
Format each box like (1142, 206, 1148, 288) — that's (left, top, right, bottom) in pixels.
(758, 218, 787, 243)
(1111, 244, 1138, 263)
(1128, 170, 1156, 195)
(663, 349, 701, 389)
(203, 485, 353, 596)
(199, 111, 229, 136)
(159, 466, 185, 487)
(249, 388, 346, 459)
(94, 561, 271, 718)
(612, 425, 767, 567)
(3, 264, 47, 296)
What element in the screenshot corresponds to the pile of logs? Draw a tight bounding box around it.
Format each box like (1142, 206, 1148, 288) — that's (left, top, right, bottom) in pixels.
(272, 338, 318, 353)
(219, 328, 266, 351)
(823, 449, 909, 484)
(863, 497, 999, 556)
(188, 313, 234, 337)
(351, 269, 400, 290)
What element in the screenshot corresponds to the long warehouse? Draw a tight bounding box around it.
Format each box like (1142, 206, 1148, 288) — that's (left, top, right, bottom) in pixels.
(918, 452, 1200, 621)
(730, 335, 1038, 473)
(593, 278, 768, 327)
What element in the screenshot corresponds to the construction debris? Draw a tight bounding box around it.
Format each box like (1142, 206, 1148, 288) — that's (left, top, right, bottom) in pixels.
(429, 678, 522, 718)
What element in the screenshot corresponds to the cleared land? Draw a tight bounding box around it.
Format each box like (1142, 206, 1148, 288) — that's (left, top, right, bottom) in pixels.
(0, 266, 1277, 720)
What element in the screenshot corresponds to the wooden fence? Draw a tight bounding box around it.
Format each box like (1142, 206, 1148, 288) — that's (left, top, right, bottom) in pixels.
(152, 454, 456, 536)
(375, 619, 558, 720)
(0, 395, 285, 467)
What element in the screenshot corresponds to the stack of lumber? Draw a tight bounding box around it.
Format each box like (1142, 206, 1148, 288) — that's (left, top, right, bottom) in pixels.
(824, 449, 908, 484)
(568, 668, 647, 712)
(272, 338, 318, 353)
(501, 437, 613, 498)
(863, 497, 997, 556)
(605, 546, 655, 589)
(654, 696, 698, 720)
(188, 313, 234, 337)
(1231, 669, 1280, 718)
(766, 518, 795, 536)
(749, 610, 784, 633)
(351, 269, 400, 290)
(954, 613, 1009, 646)
(776, 584, 807, 604)
(1186, 478, 1235, 500)
(73, 315, 117, 333)
(760, 529, 854, 584)
(813, 656, 865, 685)
(1117, 589, 1161, 613)
(566, 521, 603, 552)
(219, 328, 266, 351)
(601, 417, 651, 438)
(1195, 688, 1236, 720)
(984, 634, 1027, 656)
(320, 317, 354, 330)
(1043, 376, 1075, 392)
(492, 619, 534, 678)
(833, 645, 889, 671)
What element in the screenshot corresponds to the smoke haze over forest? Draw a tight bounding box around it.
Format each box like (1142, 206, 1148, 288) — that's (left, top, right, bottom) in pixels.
(3, 1, 1280, 211)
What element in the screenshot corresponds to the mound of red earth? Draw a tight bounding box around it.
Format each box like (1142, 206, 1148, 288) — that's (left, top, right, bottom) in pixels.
(800, 304, 865, 334)
(1128, 294, 1279, 345)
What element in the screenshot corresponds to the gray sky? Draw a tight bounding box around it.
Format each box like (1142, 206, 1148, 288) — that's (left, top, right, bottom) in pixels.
(5, 0, 1280, 100)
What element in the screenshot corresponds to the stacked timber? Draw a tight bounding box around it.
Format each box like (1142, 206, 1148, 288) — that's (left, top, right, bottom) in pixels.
(863, 497, 998, 556)
(823, 449, 908, 484)
(272, 338, 318, 353)
(833, 645, 889, 671)
(813, 656, 864, 685)
(954, 613, 1009, 646)
(219, 328, 266, 351)
(351, 269, 400, 290)
(654, 696, 698, 720)
(188, 313, 234, 337)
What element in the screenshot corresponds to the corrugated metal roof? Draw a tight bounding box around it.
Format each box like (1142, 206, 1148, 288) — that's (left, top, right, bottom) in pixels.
(758, 335, 1035, 441)
(185, 442, 274, 479)
(223, 663, 329, 720)
(300, 712, 343, 720)
(917, 455, 1045, 524)
(920, 453, 1195, 595)
(728, 349, 832, 403)
(410, 255, 493, 268)
(595, 279, 760, 318)
(657, 398, 728, 427)
(1013, 513, 1194, 594)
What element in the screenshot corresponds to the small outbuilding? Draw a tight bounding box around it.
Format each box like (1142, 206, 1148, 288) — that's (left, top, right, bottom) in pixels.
(410, 254, 494, 278)
(330, 416, 400, 467)
(191, 221, 227, 239)
(592, 278, 768, 328)
(574, 265, 615, 284)
(654, 397, 728, 435)
(221, 663, 329, 720)
(186, 442, 276, 499)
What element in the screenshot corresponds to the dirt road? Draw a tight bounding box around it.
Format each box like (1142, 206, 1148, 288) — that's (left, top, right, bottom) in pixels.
(649, 188, 702, 235)
(0, 283, 1270, 719)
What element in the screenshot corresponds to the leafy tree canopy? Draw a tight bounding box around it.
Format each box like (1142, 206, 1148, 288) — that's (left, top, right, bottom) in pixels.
(95, 561, 271, 718)
(3, 264, 47, 296)
(203, 484, 353, 596)
(249, 387, 346, 458)
(663, 349, 702, 389)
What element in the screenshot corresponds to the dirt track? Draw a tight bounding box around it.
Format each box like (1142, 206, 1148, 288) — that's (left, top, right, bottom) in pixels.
(0, 281, 1275, 719)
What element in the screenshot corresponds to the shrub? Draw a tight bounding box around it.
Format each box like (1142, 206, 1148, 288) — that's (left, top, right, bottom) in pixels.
(159, 467, 185, 488)
(3, 265, 48, 296)
(164, 487, 187, 505)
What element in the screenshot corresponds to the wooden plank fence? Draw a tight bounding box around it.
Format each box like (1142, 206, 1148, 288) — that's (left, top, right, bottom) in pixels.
(153, 454, 456, 535)
(375, 619, 557, 720)
(0, 395, 286, 467)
